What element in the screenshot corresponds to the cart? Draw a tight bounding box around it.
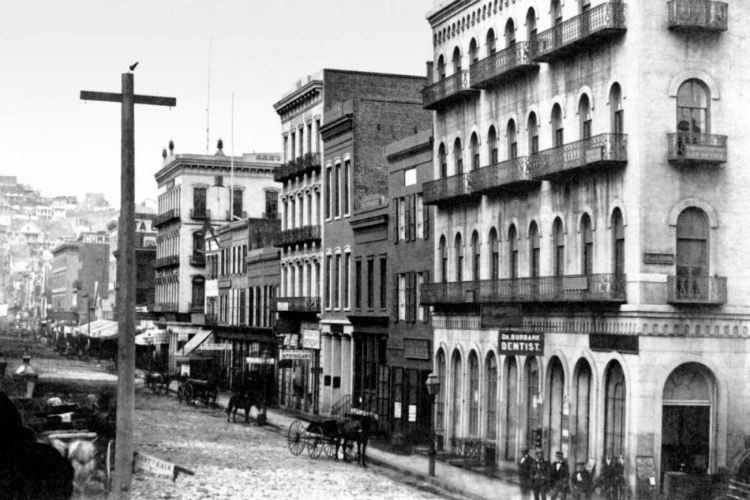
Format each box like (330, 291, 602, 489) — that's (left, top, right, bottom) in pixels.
(286, 419, 358, 461)
(178, 377, 219, 406)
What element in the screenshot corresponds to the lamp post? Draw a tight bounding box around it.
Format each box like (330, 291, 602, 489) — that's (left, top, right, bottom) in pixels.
(259, 350, 271, 426)
(425, 372, 441, 477)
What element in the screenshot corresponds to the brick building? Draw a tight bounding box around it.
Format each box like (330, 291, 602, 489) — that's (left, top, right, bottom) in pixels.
(422, 0, 748, 496)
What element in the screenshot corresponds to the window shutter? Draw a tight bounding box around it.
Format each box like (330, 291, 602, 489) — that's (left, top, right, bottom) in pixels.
(410, 272, 418, 322)
(392, 199, 399, 244)
(423, 204, 430, 240)
(405, 272, 412, 323)
(392, 273, 399, 322)
(423, 271, 430, 322)
(405, 195, 411, 242)
(410, 196, 417, 243)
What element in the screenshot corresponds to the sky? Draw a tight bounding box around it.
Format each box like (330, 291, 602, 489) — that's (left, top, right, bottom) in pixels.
(0, 0, 434, 208)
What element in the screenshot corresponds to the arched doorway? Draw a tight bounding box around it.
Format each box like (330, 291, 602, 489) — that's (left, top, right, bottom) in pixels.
(548, 356, 565, 457)
(573, 359, 592, 467)
(504, 356, 519, 460)
(451, 350, 463, 440)
(604, 361, 626, 458)
(661, 363, 716, 477)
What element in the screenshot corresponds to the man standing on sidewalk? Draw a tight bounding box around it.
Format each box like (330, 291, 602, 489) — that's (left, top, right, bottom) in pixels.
(532, 450, 550, 500)
(549, 451, 570, 500)
(519, 448, 535, 499)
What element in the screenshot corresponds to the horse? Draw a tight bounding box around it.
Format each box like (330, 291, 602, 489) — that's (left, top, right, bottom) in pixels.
(226, 389, 263, 424)
(334, 415, 373, 467)
(145, 371, 171, 395)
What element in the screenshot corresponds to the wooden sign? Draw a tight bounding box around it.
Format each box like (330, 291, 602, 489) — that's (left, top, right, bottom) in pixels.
(636, 455, 656, 486)
(279, 349, 312, 361)
(498, 332, 544, 355)
(481, 305, 522, 329)
(197, 343, 231, 351)
(133, 452, 193, 481)
(404, 338, 431, 360)
(643, 253, 674, 265)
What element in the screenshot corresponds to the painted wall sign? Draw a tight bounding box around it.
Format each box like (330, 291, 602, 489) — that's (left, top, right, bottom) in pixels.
(589, 334, 639, 354)
(403, 339, 431, 360)
(643, 253, 675, 265)
(302, 329, 320, 350)
(81, 233, 109, 244)
(497, 331, 544, 355)
(481, 305, 522, 329)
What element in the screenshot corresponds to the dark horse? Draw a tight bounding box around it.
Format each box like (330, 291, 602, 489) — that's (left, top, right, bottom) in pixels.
(145, 371, 171, 395)
(226, 389, 263, 423)
(334, 415, 373, 467)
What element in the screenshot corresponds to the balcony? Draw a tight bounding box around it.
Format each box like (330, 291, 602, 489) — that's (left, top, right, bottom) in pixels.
(470, 42, 539, 90)
(531, 3, 627, 63)
(225, 210, 247, 221)
(468, 157, 539, 195)
(420, 274, 626, 305)
(270, 296, 321, 313)
(274, 152, 322, 183)
(274, 224, 321, 247)
(154, 302, 178, 312)
(205, 313, 218, 325)
(423, 172, 474, 206)
(530, 133, 627, 181)
(667, 133, 727, 165)
(152, 255, 180, 269)
(190, 208, 211, 220)
(189, 302, 205, 313)
(667, 275, 727, 305)
(422, 70, 479, 111)
(189, 253, 205, 267)
(667, 1, 727, 32)
(153, 208, 181, 228)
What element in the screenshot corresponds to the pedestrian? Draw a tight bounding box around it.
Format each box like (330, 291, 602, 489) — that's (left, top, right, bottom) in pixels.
(519, 447, 535, 499)
(549, 451, 570, 500)
(596, 454, 624, 500)
(531, 450, 550, 500)
(570, 462, 593, 500)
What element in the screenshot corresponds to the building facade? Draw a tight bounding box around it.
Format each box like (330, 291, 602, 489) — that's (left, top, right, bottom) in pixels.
(423, 0, 746, 496)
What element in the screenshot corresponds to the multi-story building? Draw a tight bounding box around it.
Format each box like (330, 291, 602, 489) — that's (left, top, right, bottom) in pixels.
(422, 0, 745, 496)
(153, 140, 281, 372)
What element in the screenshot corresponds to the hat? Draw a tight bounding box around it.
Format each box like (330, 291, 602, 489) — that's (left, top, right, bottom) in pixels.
(556, 451, 564, 457)
(535, 450, 543, 456)
(522, 448, 530, 454)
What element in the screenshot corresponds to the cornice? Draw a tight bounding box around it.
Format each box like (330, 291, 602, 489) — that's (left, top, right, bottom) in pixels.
(426, 0, 480, 27)
(273, 80, 324, 115)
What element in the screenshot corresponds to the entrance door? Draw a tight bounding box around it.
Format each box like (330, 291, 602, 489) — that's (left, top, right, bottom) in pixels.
(661, 405, 710, 475)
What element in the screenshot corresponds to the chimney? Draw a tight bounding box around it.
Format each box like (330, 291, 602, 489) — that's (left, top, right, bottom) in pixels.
(168, 139, 174, 155)
(161, 148, 167, 160)
(426, 61, 434, 85)
(215, 138, 225, 156)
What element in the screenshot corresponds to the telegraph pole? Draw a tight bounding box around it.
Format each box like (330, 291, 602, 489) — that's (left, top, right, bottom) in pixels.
(80, 72, 175, 499)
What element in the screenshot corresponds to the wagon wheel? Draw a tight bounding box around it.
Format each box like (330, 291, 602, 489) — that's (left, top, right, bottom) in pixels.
(103, 439, 115, 492)
(308, 425, 325, 459)
(287, 420, 306, 456)
(323, 437, 337, 459)
(184, 383, 195, 406)
(343, 440, 358, 462)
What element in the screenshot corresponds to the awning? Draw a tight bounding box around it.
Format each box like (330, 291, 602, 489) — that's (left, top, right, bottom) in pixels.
(177, 330, 213, 357)
(135, 329, 168, 346)
(91, 321, 118, 339)
(76, 320, 110, 337)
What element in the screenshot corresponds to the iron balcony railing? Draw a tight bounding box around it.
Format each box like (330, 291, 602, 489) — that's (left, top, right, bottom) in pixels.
(422, 70, 479, 110)
(420, 274, 626, 305)
(667, 275, 727, 305)
(530, 133, 627, 180)
(273, 152, 322, 183)
(667, 133, 727, 164)
(189, 253, 205, 267)
(152, 255, 180, 269)
(423, 172, 473, 205)
(270, 296, 321, 313)
(470, 42, 538, 89)
(153, 208, 181, 228)
(274, 224, 321, 247)
(468, 157, 538, 195)
(205, 314, 218, 325)
(225, 210, 247, 221)
(667, 1, 727, 32)
(189, 302, 205, 313)
(531, 3, 627, 63)
(190, 208, 211, 220)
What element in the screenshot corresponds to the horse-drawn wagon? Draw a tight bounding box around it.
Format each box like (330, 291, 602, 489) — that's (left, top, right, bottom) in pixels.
(286, 411, 375, 466)
(177, 377, 219, 406)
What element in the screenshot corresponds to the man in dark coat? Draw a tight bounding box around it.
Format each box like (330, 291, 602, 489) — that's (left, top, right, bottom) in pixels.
(549, 450, 570, 500)
(519, 447, 535, 499)
(0, 392, 74, 500)
(571, 462, 593, 500)
(596, 454, 625, 500)
(532, 450, 550, 500)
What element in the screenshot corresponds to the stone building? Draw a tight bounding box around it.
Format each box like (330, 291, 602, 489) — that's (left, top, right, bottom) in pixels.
(422, 0, 745, 496)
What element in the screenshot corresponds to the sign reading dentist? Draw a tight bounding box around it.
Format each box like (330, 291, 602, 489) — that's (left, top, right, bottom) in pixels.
(497, 331, 544, 355)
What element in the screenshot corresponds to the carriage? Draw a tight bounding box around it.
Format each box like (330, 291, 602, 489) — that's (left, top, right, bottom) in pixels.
(286, 419, 359, 461)
(177, 377, 219, 406)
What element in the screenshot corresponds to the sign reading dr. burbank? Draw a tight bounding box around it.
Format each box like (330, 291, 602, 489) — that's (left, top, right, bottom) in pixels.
(498, 331, 544, 355)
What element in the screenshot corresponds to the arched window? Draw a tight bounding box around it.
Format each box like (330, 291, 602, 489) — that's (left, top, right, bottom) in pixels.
(552, 104, 564, 147)
(553, 217, 565, 276)
(470, 133, 480, 171)
(490, 228, 499, 279)
(551, 0, 563, 26)
(440, 236, 448, 283)
(487, 29, 496, 55)
(526, 8, 537, 40)
(677, 80, 709, 134)
(524, 357, 540, 448)
(469, 38, 479, 65)
(529, 222, 540, 278)
(472, 231, 481, 281)
(528, 112, 539, 154)
(507, 119, 518, 159)
(581, 214, 593, 275)
(547, 356, 565, 457)
(504, 356, 519, 460)
(579, 94, 592, 139)
(436, 350, 447, 434)
(454, 138, 464, 175)
(439, 143, 447, 178)
(508, 224, 519, 279)
(488, 126, 498, 164)
(505, 19, 516, 47)
(191, 276, 205, 311)
(610, 83, 623, 134)
(612, 209, 624, 276)
(452, 46, 462, 74)
(469, 352, 480, 436)
(574, 359, 592, 465)
(437, 55, 446, 81)
(451, 351, 463, 438)
(604, 361, 626, 458)
(486, 354, 498, 440)
(676, 208, 709, 299)
(455, 233, 464, 282)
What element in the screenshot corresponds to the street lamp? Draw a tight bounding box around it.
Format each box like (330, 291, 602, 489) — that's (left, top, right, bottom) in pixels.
(425, 372, 441, 477)
(259, 350, 272, 426)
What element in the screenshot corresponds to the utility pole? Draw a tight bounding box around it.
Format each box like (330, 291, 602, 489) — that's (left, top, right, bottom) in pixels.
(80, 72, 175, 500)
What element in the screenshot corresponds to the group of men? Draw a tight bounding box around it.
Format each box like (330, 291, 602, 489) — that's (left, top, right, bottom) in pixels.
(518, 448, 627, 500)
